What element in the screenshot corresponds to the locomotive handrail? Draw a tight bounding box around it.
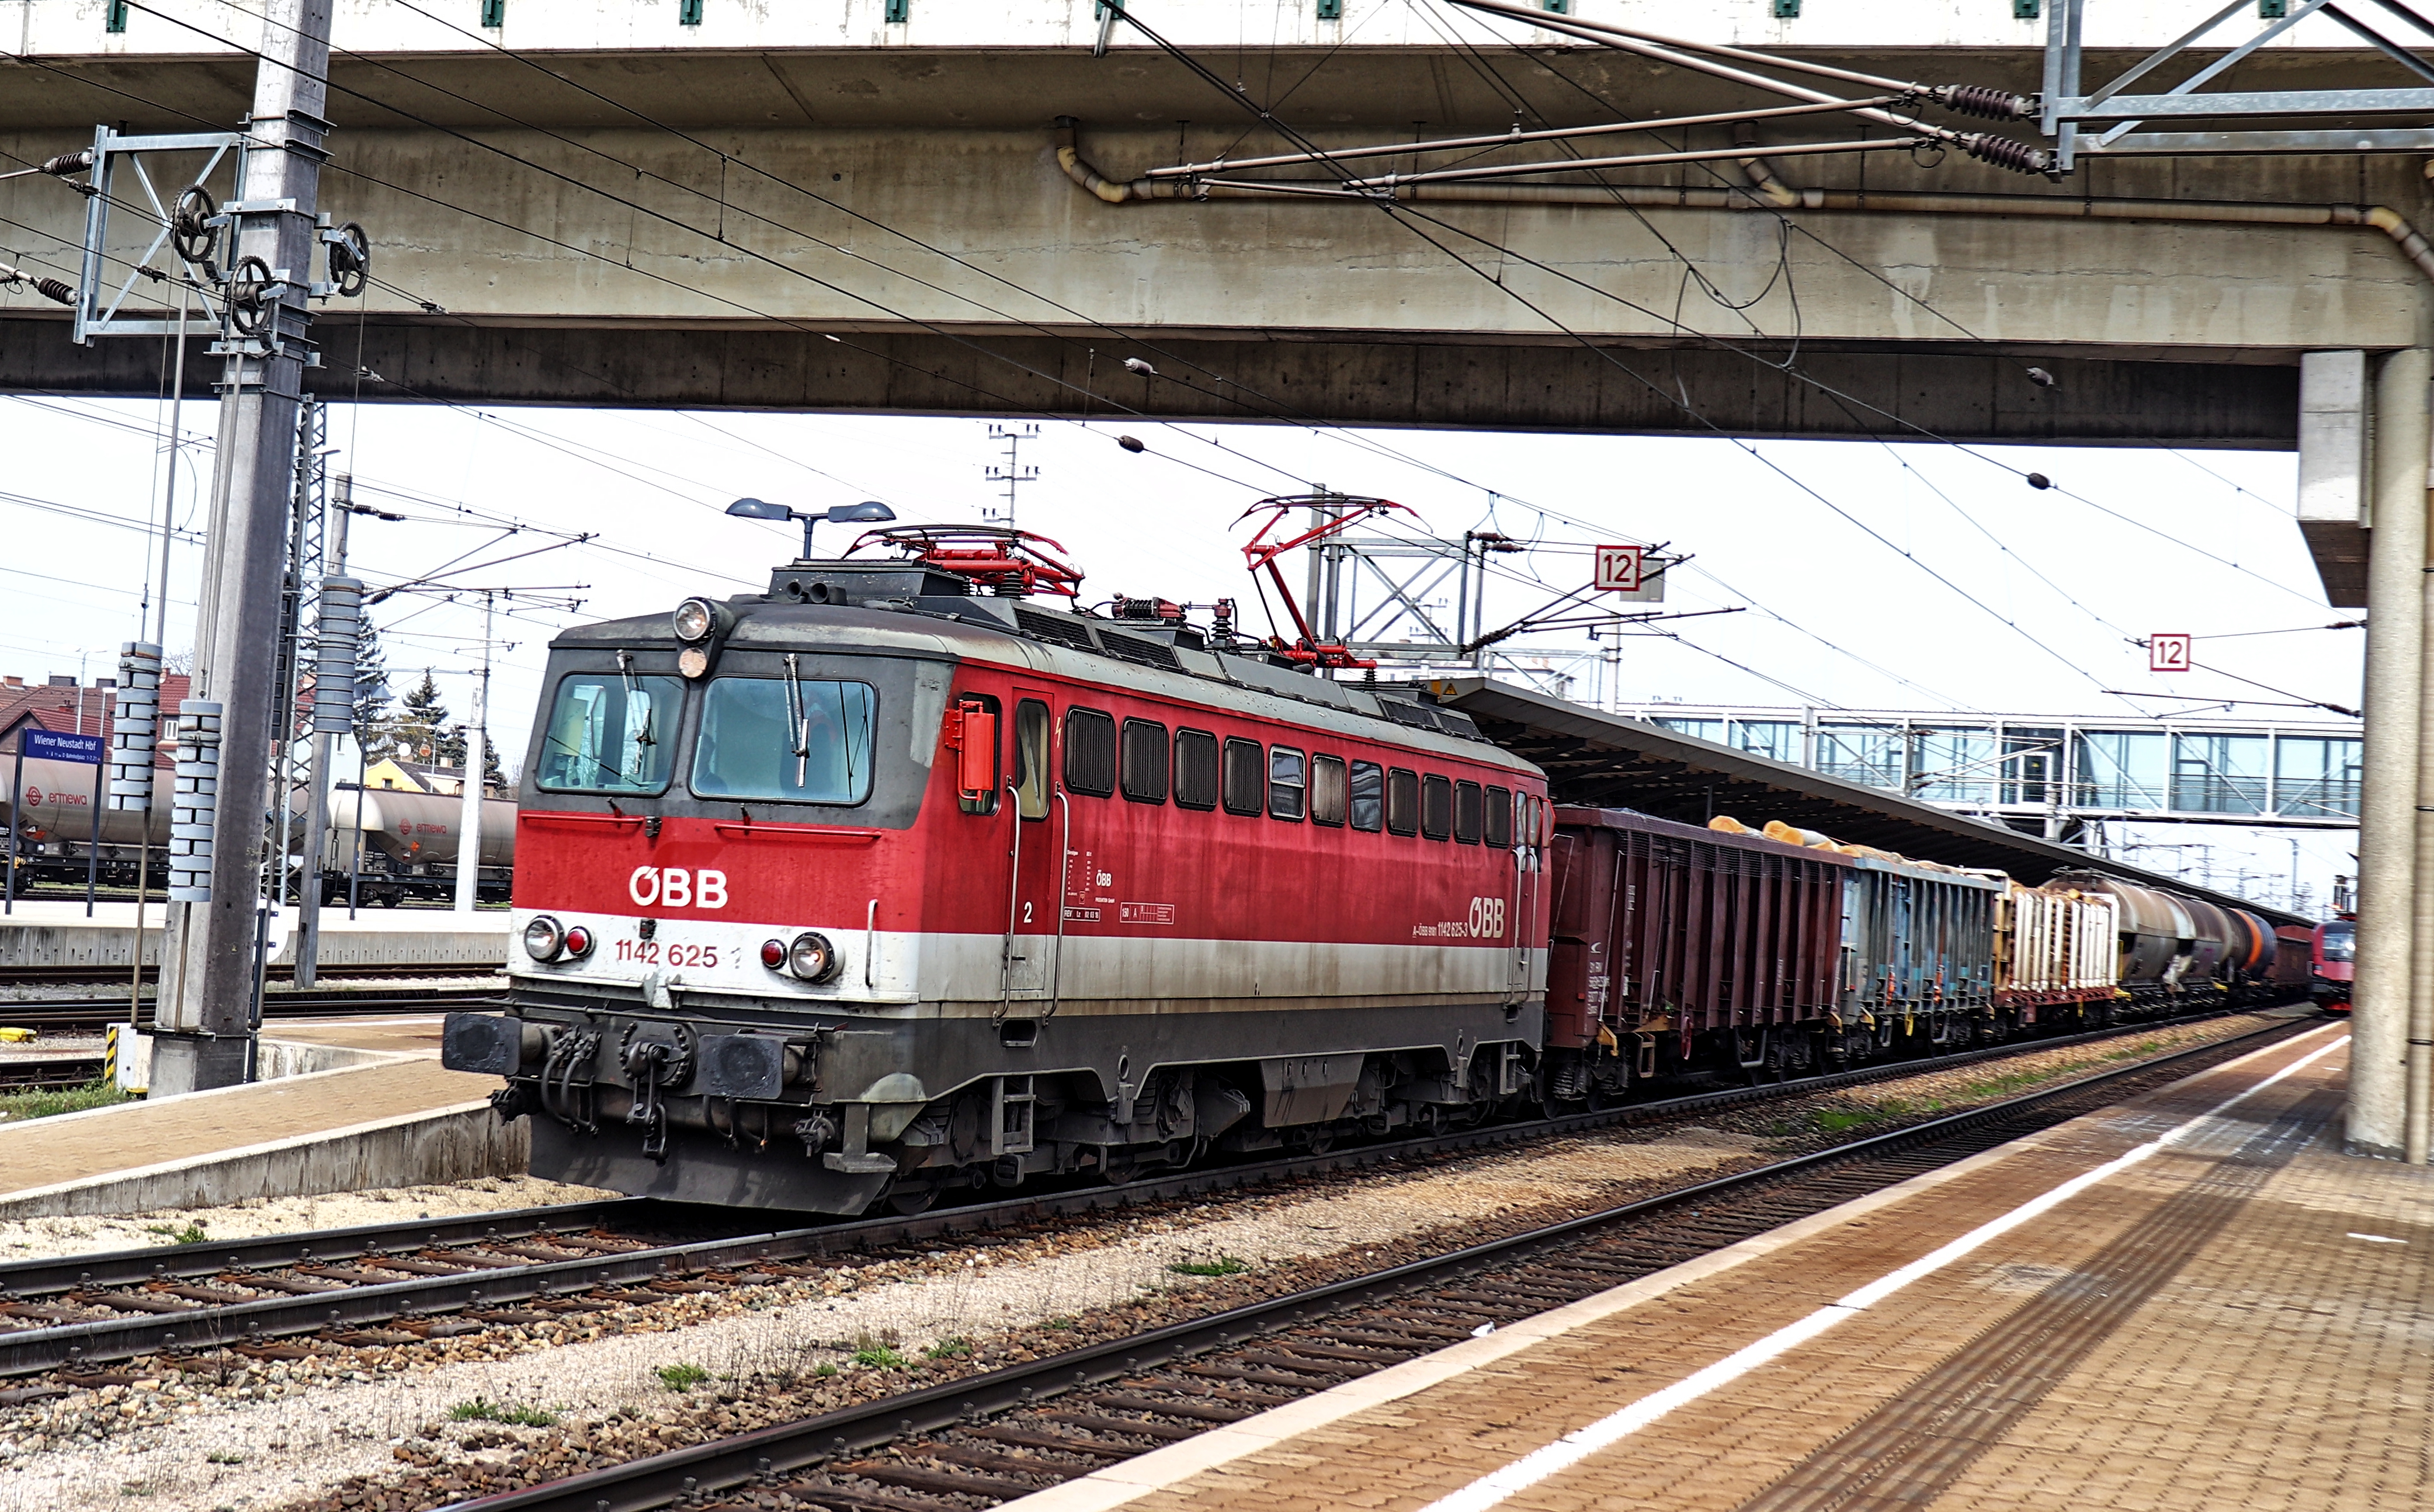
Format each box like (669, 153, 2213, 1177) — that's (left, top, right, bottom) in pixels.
(996, 772, 1022, 1021)
(520, 810, 643, 831)
(1049, 787, 1072, 1021)
(708, 822, 879, 844)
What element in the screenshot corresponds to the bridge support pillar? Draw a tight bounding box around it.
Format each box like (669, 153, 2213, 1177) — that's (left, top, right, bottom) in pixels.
(2351, 346, 2430, 1160)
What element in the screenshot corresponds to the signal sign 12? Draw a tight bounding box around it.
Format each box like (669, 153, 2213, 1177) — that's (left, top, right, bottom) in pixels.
(2149, 632, 2193, 673)
(1594, 545, 1645, 593)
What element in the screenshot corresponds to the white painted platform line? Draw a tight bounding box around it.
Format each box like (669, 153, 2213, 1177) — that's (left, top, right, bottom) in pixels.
(1412, 1032, 2352, 1512)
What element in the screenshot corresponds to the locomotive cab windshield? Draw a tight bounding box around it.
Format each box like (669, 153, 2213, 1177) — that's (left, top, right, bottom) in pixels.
(536, 672, 683, 794)
(692, 674, 878, 805)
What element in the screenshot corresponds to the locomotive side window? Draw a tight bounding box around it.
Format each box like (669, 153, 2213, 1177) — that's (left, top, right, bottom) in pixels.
(1120, 719, 1169, 804)
(1310, 755, 1348, 828)
(1173, 728, 1220, 811)
(536, 673, 683, 794)
(1269, 746, 1307, 822)
(1349, 760, 1384, 832)
(1014, 700, 1051, 819)
(1421, 774, 1454, 840)
(1064, 708, 1117, 797)
(1453, 780, 1483, 844)
(1384, 767, 1419, 836)
(690, 676, 876, 805)
(1221, 738, 1265, 816)
(1485, 785, 1512, 847)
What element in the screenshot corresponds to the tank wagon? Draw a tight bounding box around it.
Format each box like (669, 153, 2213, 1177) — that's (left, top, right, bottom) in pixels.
(442, 529, 2317, 1215)
(326, 785, 516, 906)
(2, 770, 515, 903)
(2049, 871, 2290, 1009)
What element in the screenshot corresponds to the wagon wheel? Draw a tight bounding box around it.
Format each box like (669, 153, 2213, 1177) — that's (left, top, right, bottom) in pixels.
(876, 1180, 938, 1215)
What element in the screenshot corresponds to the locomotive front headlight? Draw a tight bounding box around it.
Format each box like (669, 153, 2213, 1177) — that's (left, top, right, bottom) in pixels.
(561, 924, 595, 960)
(522, 915, 565, 962)
(788, 930, 840, 983)
(673, 597, 716, 642)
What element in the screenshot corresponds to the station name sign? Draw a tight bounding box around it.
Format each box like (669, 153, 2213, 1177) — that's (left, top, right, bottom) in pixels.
(19, 728, 105, 764)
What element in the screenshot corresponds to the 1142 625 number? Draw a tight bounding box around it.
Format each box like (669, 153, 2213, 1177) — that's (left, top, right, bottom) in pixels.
(614, 940, 722, 969)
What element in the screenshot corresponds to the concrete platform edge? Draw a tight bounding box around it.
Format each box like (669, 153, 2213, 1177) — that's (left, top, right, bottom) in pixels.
(0, 1095, 530, 1219)
(991, 1021, 2348, 1512)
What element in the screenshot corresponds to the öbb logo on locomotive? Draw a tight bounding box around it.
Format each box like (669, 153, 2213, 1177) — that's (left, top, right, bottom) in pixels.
(627, 867, 728, 909)
(442, 536, 2311, 1218)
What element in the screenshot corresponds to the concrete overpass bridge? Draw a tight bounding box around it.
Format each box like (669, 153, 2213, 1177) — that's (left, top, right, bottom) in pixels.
(1, 0, 2430, 470)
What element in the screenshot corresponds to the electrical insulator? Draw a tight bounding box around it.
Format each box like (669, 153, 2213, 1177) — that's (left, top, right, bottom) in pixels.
(311, 577, 363, 736)
(107, 642, 162, 812)
(166, 700, 223, 903)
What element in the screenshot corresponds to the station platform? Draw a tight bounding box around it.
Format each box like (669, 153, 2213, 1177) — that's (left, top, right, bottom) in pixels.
(0, 1015, 523, 1219)
(1015, 1021, 2425, 1512)
(0, 899, 511, 984)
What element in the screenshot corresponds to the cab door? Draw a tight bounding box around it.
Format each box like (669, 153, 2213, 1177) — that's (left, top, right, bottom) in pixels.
(1002, 696, 1060, 1003)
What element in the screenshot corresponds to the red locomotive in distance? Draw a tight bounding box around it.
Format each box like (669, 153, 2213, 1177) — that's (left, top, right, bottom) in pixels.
(2311, 916, 2355, 1012)
(446, 526, 1553, 1214)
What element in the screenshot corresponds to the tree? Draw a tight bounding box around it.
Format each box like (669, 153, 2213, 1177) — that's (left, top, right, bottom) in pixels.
(397, 670, 454, 768)
(350, 607, 395, 758)
(475, 724, 505, 790)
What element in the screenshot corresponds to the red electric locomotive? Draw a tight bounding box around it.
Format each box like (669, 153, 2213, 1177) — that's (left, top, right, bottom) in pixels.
(445, 530, 1550, 1212)
(2310, 916, 2355, 1012)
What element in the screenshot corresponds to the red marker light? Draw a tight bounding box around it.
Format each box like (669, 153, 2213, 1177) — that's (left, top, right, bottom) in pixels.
(563, 926, 593, 959)
(760, 939, 786, 970)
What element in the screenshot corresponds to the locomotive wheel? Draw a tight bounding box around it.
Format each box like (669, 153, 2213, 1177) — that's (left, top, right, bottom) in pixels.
(881, 1182, 939, 1216)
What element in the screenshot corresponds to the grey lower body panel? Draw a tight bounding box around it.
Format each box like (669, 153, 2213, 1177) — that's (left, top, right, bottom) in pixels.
(529, 1118, 894, 1214)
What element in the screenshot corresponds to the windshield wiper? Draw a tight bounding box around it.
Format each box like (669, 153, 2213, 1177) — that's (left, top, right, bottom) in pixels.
(784, 652, 811, 788)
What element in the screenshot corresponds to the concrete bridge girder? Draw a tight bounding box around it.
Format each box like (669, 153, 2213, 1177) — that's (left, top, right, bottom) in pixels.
(1, 115, 2427, 449)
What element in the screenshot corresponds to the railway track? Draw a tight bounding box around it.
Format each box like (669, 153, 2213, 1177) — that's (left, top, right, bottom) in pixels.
(0, 1007, 2287, 1385)
(439, 1014, 2314, 1512)
(0, 983, 504, 1034)
(0, 1058, 103, 1093)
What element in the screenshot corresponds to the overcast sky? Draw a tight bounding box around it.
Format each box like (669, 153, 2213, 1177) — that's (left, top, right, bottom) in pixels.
(0, 394, 2358, 914)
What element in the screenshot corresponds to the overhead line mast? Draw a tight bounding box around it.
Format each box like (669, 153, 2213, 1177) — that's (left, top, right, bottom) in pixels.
(152, 0, 337, 1093)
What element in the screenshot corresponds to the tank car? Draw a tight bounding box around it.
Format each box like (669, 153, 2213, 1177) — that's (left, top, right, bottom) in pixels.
(3, 749, 168, 885)
(443, 544, 1550, 1213)
(2214, 906, 2282, 1002)
(327, 784, 516, 905)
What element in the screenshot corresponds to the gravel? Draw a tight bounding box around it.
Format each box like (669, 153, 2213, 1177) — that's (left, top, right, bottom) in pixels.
(0, 1177, 620, 1264)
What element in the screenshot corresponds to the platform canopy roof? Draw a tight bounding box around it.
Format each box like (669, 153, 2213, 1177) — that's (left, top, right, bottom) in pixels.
(1429, 677, 2310, 929)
